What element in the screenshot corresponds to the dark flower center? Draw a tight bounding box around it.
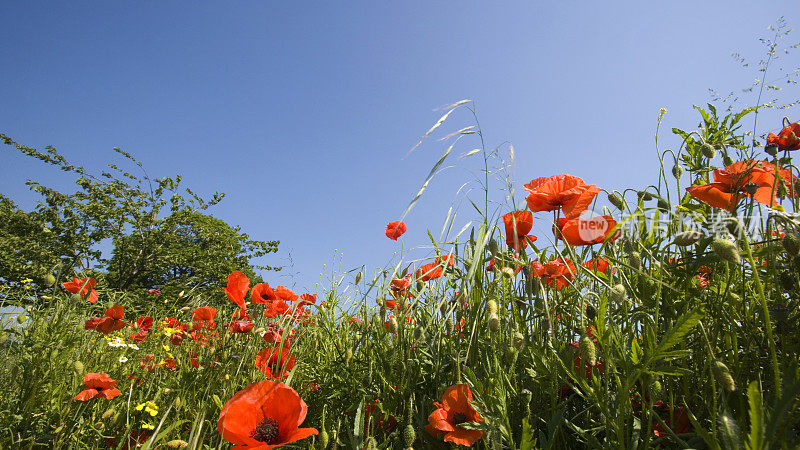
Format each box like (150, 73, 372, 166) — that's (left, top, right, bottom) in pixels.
(251, 417, 280, 443)
(452, 412, 468, 426)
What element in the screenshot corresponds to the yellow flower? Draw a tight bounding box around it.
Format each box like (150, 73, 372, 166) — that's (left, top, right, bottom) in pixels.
(136, 401, 158, 417)
(141, 422, 155, 430)
(21, 278, 33, 284)
(773, 204, 786, 212)
(660, 107, 667, 116)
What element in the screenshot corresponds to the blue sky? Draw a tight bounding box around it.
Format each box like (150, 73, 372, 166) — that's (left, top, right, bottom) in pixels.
(1, 2, 798, 294)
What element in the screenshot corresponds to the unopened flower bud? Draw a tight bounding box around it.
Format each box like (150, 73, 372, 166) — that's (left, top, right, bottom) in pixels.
(608, 192, 625, 210)
(166, 440, 189, 449)
(500, 267, 516, 279)
(488, 313, 500, 333)
(44, 274, 56, 287)
(783, 234, 800, 257)
(711, 238, 741, 264)
(403, 424, 416, 447)
(765, 143, 779, 156)
(722, 153, 734, 167)
(745, 182, 759, 196)
(629, 252, 642, 270)
(487, 300, 498, 314)
(673, 230, 703, 246)
(713, 360, 736, 392)
(178, 290, 185, 298)
(319, 429, 329, 448)
(174, 397, 182, 408)
(486, 239, 500, 257)
(355, 271, 363, 285)
(445, 318, 454, 335)
(671, 164, 683, 178)
(610, 284, 627, 304)
(649, 379, 662, 398)
(180, 306, 190, 312)
(513, 332, 525, 350)
(579, 335, 596, 366)
(74, 360, 84, 373)
(701, 142, 716, 158)
(71, 293, 82, 302)
(638, 191, 653, 202)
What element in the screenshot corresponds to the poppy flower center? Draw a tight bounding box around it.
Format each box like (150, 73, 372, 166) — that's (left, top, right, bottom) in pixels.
(251, 417, 280, 443)
(452, 412, 468, 425)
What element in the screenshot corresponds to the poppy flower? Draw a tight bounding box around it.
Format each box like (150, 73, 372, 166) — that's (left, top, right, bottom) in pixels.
(251, 283, 275, 304)
(86, 304, 126, 335)
(583, 257, 612, 274)
(273, 286, 299, 302)
(228, 309, 256, 333)
(385, 221, 407, 240)
(224, 271, 250, 309)
(416, 262, 444, 282)
(425, 384, 483, 447)
(384, 299, 396, 310)
(686, 160, 777, 210)
(255, 345, 296, 379)
(502, 211, 538, 251)
(62, 277, 99, 303)
(217, 380, 318, 449)
(523, 175, 600, 219)
(767, 121, 800, 151)
(555, 216, 620, 246)
(74, 372, 121, 401)
(262, 322, 284, 344)
(530, 259, 576, 289)
(146, 288, 161, 295)
(485, 258, 522, 276)
(298, 294, 316, 306)
(651, 402, 692, 438)
(437, 252, 456, 268)
(193, 306, 217, 330)
(131, 316, 153, 343)
(390, 275, 412, 294)
(263, 300, 290, 318)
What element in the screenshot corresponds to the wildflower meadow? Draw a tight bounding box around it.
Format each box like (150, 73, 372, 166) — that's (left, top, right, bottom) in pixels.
(3, 23, 800, 450)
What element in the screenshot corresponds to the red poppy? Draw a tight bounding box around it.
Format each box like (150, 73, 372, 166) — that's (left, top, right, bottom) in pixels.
(131, 328, 149, 343)
(251, 283, 275, 304)
(523, 175, 600, 219)
(298, 293, 316, 306)
(425, 384, 483, 447)
(583, 257, 612, 274)
(502, 211, 538, 251)
(146, 288, 161, 295)
(62, 277, 99, 303)
(273, 286, 299, 302)
(686, 160, 777, 210)
(193, 306, 217, 330)
(555, 216, 620, 246)
(74, 372, 121, 401)
(217, 380, 318, 449)
(530, 259, 576, 289)
(695, 265, 711, 290)
(228, 309, 256, 333)
(263, 300, 290, 318)
(767, 121, 800, 151)
(416, 262, 443, 282)
(390, 275, 412, 294)
(651, 402, 692, 438)
(262, 322, 284, 344)
(384, 299, 396, 310)
(224, 271, 250, 309)
(385, 221, 407, 241)
(86, 304, 126, 335)
(485, 258, 522, 276)
(255, 345, 296, 379)
(436, 251, 456, 269)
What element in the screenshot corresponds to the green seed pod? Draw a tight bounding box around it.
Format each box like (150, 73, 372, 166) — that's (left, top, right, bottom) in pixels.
(487, 300, 498, 314)
(782, 234, 800, 257)
(488, 313, 500, 333)
(318, 429, 329, 449)
(71, 293, 82, 302)
(648, 379, 662, 399)
(513, 332, 525, 350)
(629, 252, 642, 270)
(711, 238, 741, 265)
(673, 230, 703, 246)
(74, 360, 84, 374)
(415, 280, 424, 292)
(765, 143, 779, 156)
(671, 164, 683, 179)
(445, 318, 454, 335)
(579, 335, 596, 366)
(722, 153, 734, 167)
(701, 142, 716, 158)
(608, 192, 625, 210)
(16, 315, 27, 324)
(610, 284, 627, 304)
(355, 271, 363, 285)
(413, 326, 424, 341)
(403, 424, 416, 447)
(713, 360, 736, 392)
(43, 274, 56, 287)
(166, 441, 189, 449)
(102, 408, 115, 420)
(657, 198, 670, 212)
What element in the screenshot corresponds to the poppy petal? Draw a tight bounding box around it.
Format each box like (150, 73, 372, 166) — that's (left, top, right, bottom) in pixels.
(224, 271, 250, 309)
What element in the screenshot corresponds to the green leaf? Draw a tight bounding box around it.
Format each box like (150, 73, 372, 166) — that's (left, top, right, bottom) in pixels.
(520, 417, 536, 450)
(747, 381, 764, 450)
(650, 310, 703, 363)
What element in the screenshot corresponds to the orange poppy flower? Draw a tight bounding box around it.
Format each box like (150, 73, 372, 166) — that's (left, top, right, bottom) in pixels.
(502, 211, 537, 251)
(192, 306, 217, 330)
(86, 304, 126, 335)
(385, 221, 407, 241)
(217, 380, 318, 449)
(583, 257, 612, 274)
(224, 271, 250, 310)
(263, 300, 290, 318)
(62, 277, 99, 303)
(686, 160, 777, 210)
(74, 372, 121, 401)
(390, 275, 412, 293)
(425, 384, 483, 447)
(416, 262, 444, 282)
(298, 294, 316, 306)
(767, 121, 800, 151)
(523, 175, 600, 219)
(228, 309, 255, 333)
(251, 282, 275, 304)
(384, 299, 396, 310)
(530, 259, 576, 289)
(485, 258, 523, 276)
(437, 252, 455, 268)
(255, 344, 296, 379)
(555, 215, 620, 246)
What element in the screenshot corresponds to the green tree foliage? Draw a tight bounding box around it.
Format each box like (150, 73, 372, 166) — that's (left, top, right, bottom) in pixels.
(0, 133, 279, 296)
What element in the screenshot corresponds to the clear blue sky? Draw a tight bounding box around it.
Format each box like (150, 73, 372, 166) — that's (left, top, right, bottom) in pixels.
(1, 2, 798, 294)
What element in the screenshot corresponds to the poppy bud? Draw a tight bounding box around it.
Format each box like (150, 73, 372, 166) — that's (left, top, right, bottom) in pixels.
(608, 192, 625, 210)
(579, 335, 596, 366)
(713, 360, 736, 392)
(500, 267, 516, 279)
(71, 293, 82, 302)
(637, 191, 653, 202)
(44, 274, 55, 287)
(487, 239, 500, 257)
(178, 290, 185, 298)
(671, 164, 683, 178)
(744, 182, 759, 196)
(488, 313, 500, 333)
(711, 238, 741, 264)
(783, 234, 800, 256)
(445, 318, 454, 335)
(649, 379, 662, 398)
(487, 300, 498, 314)
(610, 284, 627, 303)
(415, 280, 424, 291)
(403, 424, 416, 447)
(344, 348, 353, 365)
(16, 315, 26, 324)
(657, 198, 670, 212)
(102, 408, 115, 420)
(355, 271, 363, 285)
(629, 252, 642, 270)
(319, 429, 329, 449)
(167, 441, 189, 449)
(513, 332, 525, 350)
(765, 143, 779, 156)
(174, 397, 182, 408)
(701, 142, 716, 158)
(180, 306, 190, 312)
(74, 360, 84, 374)
(673, 230, 703, 246)
(722, 153, 734, 167)
(413, 326, 424, 341)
